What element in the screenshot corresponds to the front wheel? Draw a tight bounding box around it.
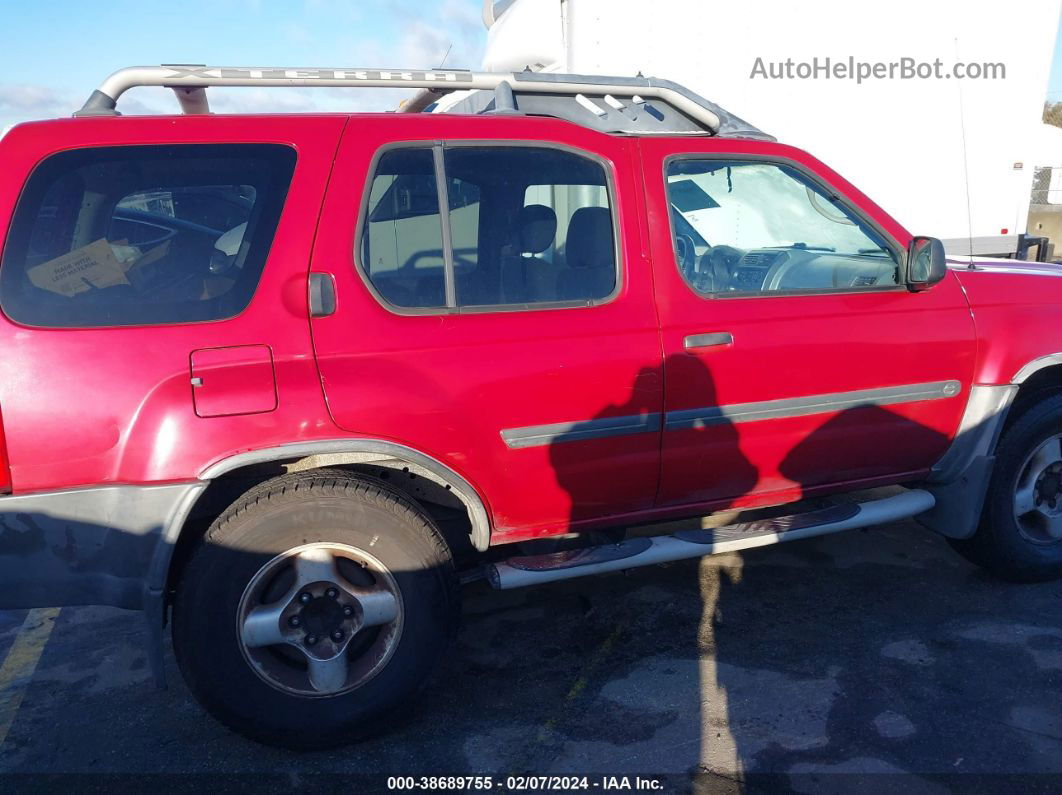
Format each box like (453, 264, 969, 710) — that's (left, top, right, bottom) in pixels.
(951, 395, 1062, 582)
(172, 470, 459, 749)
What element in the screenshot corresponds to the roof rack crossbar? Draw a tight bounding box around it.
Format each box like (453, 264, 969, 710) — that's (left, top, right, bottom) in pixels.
(73, 65, 771, 139)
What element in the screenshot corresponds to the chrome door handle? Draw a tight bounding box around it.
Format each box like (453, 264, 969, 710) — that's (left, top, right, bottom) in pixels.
(684, 332, 733, 350)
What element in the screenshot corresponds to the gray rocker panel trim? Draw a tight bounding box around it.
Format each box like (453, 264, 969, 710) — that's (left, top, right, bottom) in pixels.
(0, 440, 491, 612)
(0, 439, 492, 686)
(0, 482, 199, 611)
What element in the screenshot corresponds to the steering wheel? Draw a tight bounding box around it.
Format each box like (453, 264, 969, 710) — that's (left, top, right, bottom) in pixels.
(697, 245, 744, 292)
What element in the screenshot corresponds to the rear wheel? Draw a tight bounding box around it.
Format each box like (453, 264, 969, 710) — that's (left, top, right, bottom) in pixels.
(172, 470, 459, 748)
(951, 395, 1062, 582)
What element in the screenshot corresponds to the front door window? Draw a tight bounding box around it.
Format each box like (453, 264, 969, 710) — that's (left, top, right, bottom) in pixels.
(666, 159, 901, 295)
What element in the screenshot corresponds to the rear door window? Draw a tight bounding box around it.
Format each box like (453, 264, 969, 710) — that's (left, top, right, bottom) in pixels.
(361, 148, 447, 308)
(1, 144, 295, 327)
(358, 145, 617, 312)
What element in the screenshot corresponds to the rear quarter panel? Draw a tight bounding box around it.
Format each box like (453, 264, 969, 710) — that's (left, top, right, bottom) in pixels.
(0, 116, 345, 492)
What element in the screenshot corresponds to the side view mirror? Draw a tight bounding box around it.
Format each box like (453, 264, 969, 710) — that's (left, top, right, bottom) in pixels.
(907, 236, 947, 291)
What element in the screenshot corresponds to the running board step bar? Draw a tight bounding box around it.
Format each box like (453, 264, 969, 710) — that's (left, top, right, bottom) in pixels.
(486, 490, 935, 590)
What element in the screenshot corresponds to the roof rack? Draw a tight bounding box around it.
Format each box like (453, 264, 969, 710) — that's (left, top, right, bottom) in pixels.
(74, 65, 772, 140)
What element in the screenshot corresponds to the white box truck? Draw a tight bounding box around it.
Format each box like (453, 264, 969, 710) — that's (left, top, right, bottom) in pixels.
(476, 0, 1061, 258)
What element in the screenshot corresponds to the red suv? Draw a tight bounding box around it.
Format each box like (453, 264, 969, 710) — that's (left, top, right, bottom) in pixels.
(1, 65, 1060, 748)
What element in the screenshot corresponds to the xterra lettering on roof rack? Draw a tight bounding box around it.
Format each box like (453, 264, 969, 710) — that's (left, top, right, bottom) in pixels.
(74, 64, 773, 139)
(156, 66, 466, 81)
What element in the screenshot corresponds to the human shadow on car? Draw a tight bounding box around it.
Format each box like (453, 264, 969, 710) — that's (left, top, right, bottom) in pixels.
(539, 357, 1035, 788)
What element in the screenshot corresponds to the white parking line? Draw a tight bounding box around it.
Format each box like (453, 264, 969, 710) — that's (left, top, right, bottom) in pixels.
(0, 608, 60, 747)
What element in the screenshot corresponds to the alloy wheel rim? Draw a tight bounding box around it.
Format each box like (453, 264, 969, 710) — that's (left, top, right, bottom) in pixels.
(236, 542, 404, 697)
(1013, 433, 1062, 545)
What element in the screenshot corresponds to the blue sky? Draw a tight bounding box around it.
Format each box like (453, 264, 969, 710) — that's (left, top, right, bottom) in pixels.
(3, 0, 1062, 129)
(1050, 18, 1062, 103)
(0, 0, 486, 128)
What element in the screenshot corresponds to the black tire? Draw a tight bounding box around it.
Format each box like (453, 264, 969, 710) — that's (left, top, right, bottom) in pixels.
(172, 470, 460, 749)
(950, 394, 1062, 582)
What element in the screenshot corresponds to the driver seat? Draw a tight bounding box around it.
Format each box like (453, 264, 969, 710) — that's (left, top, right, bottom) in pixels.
(557, 207, 615, 302)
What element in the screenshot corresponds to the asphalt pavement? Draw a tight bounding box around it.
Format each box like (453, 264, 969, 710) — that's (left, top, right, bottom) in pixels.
(0, 518, 1060, 792)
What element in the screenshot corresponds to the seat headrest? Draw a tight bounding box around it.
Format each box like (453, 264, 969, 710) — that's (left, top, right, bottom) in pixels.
(517, 204, 557, 255)
(565, 206, 614, 269)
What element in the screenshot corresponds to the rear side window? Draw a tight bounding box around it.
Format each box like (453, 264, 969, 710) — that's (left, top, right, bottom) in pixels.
(359, 145, 616, 312)
(361, 148, 446, 308)
(1, 144, 295, 327)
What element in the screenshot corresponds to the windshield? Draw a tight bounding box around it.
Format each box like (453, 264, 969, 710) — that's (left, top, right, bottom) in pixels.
(667, 160, 892, 256)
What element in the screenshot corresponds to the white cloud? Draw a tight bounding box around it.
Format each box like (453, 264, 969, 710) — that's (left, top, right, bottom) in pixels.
(0, 2, 489, 125)
(0, 83, 170, 127)
(399, 21, 457, 68)
(119, 87, 177, 115)
(442, 0, 485, 38)
(207, 87, 321, 114)
(201, 86, 415, 115)
(385, 0, 487, 69)
(0, 84, 69, 117)
(198, 6, 488, 115)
